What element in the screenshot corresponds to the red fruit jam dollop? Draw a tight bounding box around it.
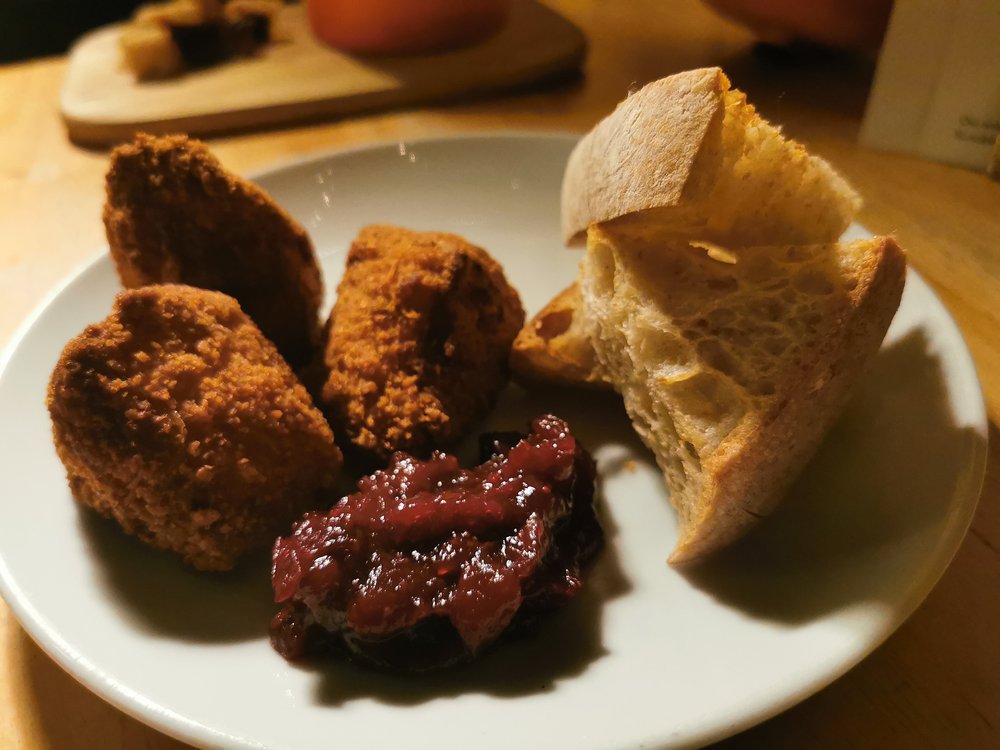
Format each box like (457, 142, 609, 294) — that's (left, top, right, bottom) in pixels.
(270, 414, 602, 671)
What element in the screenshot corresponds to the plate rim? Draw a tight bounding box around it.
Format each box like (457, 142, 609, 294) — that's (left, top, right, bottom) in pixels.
(246, 129, 585, 183)
(0, 132, 989, 750)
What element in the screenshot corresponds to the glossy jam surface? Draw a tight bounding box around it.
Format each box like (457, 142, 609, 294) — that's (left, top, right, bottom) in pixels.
(270, 415, 602, 670)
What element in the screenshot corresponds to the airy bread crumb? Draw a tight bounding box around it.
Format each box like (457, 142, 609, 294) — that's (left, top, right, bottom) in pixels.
(580, 228, 905, 562)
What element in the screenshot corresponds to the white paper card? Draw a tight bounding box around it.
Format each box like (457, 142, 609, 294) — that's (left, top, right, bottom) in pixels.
(860, 0, 1000, 172)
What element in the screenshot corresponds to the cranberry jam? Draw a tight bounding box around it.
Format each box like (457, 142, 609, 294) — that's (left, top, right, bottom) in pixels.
(270, 415, 602, 671)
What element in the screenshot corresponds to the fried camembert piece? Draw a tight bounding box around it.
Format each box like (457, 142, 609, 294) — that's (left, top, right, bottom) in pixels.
(103, 133, 323, 368)
(47, 284, 342, 571)
(321, 225, 524, 463)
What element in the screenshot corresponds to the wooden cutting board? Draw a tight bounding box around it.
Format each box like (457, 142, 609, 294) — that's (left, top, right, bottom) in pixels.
(60, 0, 585, 145)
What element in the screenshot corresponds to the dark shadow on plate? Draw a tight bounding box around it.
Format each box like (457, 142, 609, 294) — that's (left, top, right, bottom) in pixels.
(454, 380, 632, 465)
(78, 509, 274, 643)
(683, 329, 986, 624)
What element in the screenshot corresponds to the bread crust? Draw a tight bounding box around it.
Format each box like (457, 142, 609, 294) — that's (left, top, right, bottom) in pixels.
(561, 67, 725, 245)
(670, 237, 907, 562)
(580, 228, 906, 564)
(510, 282, 607, 387)
(556, 66, 900, 564)
(561, 68, 861, 247)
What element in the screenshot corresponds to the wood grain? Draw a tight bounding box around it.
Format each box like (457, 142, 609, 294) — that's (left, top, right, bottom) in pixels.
(60, 0, 585, 144)
(2, 1, 999, 748)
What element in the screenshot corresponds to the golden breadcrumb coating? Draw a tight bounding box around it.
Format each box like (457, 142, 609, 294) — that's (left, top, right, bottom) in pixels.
(321, 225, 525, 463)
(103, 133, 323, 368)
(47, 284, 342, 571)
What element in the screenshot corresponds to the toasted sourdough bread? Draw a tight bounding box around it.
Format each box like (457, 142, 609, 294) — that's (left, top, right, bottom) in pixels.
(515, 67, 862, 387)
(579, 225, 906, 563)
(510, 283, 607, 387)
(561, 67, 860, 246)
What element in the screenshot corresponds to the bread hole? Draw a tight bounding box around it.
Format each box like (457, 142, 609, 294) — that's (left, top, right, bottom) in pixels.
(663, 370, 747, 440)
(534, 308, 573, 341)
(682, 439, 702, 475)
(696, 339, 738, 377)
(637, 327, 691, 371)
(760, 298, 783, 321)
(762, 336, 788, 356)
(745, 256, 778, 283)
(794, 269, 835, 295)
(706, 307, 734, 327)
(784, 246, 809, 263)
(707, 276, 739, 293)
(750, 379, 775, 396)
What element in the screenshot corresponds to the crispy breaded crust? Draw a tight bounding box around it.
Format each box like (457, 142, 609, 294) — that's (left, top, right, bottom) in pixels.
(103, 133, 323, 367)
(321, 225, 525, 462)
(47, 284, 342, 571)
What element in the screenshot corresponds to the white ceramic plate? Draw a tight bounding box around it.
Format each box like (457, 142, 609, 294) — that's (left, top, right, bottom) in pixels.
(0, 134, 988, 750)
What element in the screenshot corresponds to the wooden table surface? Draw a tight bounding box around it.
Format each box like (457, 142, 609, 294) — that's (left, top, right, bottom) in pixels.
(1, 2, 998, 748)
